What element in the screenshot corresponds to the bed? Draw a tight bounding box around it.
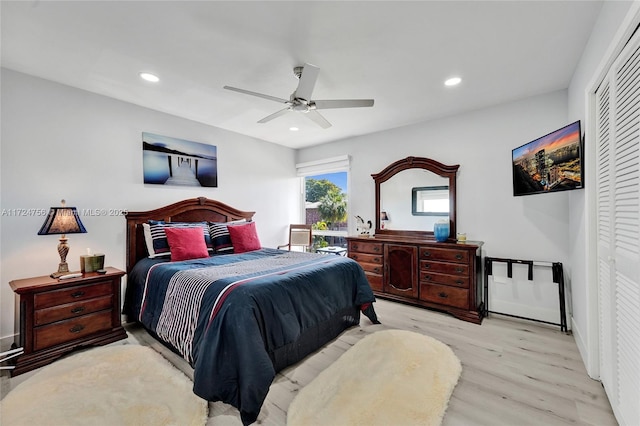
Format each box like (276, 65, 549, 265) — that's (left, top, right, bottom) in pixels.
(123, 197, 378, 425)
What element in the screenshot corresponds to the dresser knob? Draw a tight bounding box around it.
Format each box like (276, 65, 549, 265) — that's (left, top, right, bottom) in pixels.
(373, 257, 380, 262)
(353, 244, 359, 250)
(456, 280, 464, 285)
(438, 292, 448, 298)
(455, 254, 463, 260)
(423, 251, 431, 257)
(424, 275, 431, 281)
(373, 267, 380, 273)
(70, 306, 85, 314)
(352, 254, 358, 260)
(424, 264, 431, 269)
(71, 291, 85, 298)
(374, 246, 380, 252)
(456, 268, 463, 273)
(69, 324, 85, 334)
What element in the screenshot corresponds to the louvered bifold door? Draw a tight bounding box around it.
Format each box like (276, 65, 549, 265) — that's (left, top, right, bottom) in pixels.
(596, 28, 640, 426)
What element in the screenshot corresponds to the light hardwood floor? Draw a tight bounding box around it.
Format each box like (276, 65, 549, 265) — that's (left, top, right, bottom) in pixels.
(2, 299, 617, 425)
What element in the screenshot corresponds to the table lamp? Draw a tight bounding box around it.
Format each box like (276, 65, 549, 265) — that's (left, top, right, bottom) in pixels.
(38, 200, 87, 278)
(380, 211, 390, 229)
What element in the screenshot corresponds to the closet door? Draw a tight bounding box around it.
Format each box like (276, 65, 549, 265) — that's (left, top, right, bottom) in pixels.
(595, 29, 640, 426)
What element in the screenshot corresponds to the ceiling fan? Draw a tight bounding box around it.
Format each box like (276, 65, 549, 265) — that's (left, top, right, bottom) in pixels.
(223, 63, 374, 129)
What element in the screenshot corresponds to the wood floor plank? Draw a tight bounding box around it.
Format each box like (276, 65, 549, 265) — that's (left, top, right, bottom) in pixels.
(2, 299, 617, 425)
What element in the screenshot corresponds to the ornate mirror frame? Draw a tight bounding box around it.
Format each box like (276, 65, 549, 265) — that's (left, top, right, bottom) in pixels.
(372, 156, 459, 239)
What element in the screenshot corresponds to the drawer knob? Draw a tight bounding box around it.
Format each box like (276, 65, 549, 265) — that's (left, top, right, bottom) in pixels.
(70, 306, 85, 314)
(373, 246, 380, 252)
(71, 291, 85, 298)
(438, 292, 449, 298)
(373, 267, 380, 274)
(373, 257, 380, 262)
(353, 244, 359, 250)
(456, 267, 463, 273)
(352, 254, 358, 260)
(424, 264, 431, 269)
(424, 275, 431, 281)
(423, 251, 431, 257)
(456, 280, 464, 285)
(69, 324, 85, 334)
(455, 254, 463, 260)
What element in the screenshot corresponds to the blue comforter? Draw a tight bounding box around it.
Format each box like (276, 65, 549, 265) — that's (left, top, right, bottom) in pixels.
(126, 248, 377, 425)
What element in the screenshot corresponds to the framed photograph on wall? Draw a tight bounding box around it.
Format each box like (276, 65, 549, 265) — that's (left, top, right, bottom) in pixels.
(142, 132, 218, 187)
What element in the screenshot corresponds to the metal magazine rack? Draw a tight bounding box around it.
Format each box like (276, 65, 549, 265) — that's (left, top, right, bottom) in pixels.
(484, 257, 567, 332)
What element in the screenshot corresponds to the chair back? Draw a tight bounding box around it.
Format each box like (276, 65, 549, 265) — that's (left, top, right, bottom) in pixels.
(282, 224, 313, 251)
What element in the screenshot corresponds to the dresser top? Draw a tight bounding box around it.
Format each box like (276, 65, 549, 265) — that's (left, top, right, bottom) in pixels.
(347, 234, 483, 248)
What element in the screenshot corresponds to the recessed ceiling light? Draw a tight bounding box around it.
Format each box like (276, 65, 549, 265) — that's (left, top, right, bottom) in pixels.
(444, 77, 461, 87)
(139, 72, 160, 83)
(289, 127, 299, 131)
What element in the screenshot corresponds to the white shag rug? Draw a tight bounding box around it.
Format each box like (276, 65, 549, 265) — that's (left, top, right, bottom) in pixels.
(1, 344, 208, 426)
(287, 329, 462, 426)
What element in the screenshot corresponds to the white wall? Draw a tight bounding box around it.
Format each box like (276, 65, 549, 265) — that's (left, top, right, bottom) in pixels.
(567, 0, 635, 377)
(298, 90, 571, 324)
(0, 69, 299, 341)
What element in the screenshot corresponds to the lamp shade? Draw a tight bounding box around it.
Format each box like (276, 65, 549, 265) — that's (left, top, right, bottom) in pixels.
(380, 211, 390, 221)
(38, 207, 87, 235)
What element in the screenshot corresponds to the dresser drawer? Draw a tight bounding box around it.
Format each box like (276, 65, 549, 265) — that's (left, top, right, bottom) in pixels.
(420, 283, 469, 309)
(358, 261, 383, 275)
(34, 282, 113, 310)
(419, 247, 469, 263)
(34, 311, 113, 351)
(348, 241, 383, 255)
(35, 296, 113, 326)
(420, 271, 470, 288)
(364, 273, 383, 292)
(420, 260, 468, 276)
(348, 252, 383, 264)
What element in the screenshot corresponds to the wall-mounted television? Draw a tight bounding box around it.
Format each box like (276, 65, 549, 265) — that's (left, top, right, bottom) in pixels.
(512, 120, 583, 196)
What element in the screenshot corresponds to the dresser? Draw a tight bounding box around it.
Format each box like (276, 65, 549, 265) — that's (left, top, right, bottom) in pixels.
(9, 267, 127, 375)
(348, 235, 484, 323)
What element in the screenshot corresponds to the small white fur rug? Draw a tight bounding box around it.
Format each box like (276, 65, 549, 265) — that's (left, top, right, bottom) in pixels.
(1, 344, 208, 426)
(287, 329, 462, 426)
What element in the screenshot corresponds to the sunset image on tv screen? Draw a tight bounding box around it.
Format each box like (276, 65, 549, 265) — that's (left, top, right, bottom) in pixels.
(512, 121, 582, 196)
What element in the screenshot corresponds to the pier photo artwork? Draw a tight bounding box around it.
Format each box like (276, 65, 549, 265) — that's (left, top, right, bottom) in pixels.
(142, 132, 218, 187)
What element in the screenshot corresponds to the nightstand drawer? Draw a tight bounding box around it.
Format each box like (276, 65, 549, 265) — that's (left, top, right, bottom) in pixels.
(34, 282, 112, 309)
(35, 296, 113, 326)
(34, 311, 113, 351)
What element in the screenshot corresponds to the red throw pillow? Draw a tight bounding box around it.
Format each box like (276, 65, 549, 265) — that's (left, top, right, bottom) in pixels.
(227, 222, 261, 253)
(164, 227, 210, 261)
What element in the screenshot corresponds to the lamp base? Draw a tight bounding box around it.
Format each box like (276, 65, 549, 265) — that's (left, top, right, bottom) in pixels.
(50, 262, 70, 279)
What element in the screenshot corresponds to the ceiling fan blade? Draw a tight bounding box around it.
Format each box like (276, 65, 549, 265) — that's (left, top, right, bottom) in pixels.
(313, 99, 375, 109)
(305, 110, 332, 129)
(257, 108, 291, 124)
(223, 86, 289, 104)
(294, 63, 320, 101)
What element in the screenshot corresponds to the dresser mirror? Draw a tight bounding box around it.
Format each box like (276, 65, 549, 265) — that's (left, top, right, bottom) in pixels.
(373, 156, 459, 239)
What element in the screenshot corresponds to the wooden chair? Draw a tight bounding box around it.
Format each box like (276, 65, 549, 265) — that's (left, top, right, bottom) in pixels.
(278, 224, 313, 252)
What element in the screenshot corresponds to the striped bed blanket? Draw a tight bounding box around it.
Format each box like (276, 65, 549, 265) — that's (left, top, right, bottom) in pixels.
(128, 248, 378, 425)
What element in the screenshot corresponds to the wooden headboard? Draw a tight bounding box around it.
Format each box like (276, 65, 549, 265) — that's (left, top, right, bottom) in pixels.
(125, 197, 255, 274)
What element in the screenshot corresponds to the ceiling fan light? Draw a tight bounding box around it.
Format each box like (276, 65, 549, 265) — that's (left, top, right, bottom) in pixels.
(289, 127, 299, 132)
(139, 72, 160, 83)
(444, 77, 461, 87)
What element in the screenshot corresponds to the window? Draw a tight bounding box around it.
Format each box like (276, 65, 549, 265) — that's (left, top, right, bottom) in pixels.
(296, 156, 350, 251)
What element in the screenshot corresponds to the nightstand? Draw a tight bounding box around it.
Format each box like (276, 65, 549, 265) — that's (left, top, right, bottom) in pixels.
(9, 267, 127, 376)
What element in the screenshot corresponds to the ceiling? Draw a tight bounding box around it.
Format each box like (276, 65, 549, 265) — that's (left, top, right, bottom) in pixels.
(1, 1, 603, 149)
